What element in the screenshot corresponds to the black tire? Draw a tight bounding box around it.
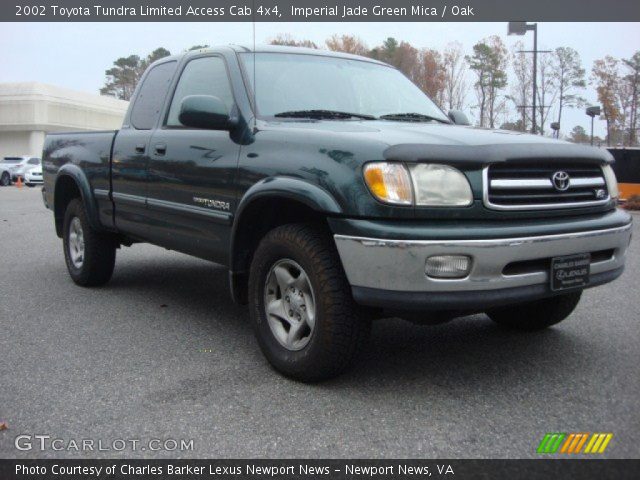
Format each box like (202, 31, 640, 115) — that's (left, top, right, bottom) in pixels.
(0, 172, 10, 186)
(487, 291, 582, 331)
(62, 198, 116, 286)
(248, 224, 370, 382)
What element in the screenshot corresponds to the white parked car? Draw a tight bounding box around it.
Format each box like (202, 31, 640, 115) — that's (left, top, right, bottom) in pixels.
(0, 156, 41, 182)
(24, 162, 43, 186)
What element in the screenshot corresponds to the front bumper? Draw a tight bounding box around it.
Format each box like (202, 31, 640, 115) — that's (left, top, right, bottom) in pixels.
(334, 220, 632, 311)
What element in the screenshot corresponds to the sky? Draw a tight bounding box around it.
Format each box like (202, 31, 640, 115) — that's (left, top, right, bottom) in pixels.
(1, 22, 639, 137)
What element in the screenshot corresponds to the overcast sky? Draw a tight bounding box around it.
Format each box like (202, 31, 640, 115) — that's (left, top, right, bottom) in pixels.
(1, 22, 638, 137)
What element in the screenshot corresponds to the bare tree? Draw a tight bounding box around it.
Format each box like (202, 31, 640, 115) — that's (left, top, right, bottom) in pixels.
(442, 42, 467, 111)
(554, 47, 586, 136)
(535, 52, 558, 135)
(508, 41, 532, 132)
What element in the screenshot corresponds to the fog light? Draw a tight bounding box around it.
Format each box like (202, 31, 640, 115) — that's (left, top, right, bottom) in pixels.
(425, 255, 471, 279)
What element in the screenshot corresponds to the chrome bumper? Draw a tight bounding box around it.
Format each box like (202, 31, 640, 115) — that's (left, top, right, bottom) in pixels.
(334, 224, 632, 293)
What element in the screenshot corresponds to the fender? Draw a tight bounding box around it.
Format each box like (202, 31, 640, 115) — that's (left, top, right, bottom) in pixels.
(54, 164, 103, 234)
(228, 176, 342, 302)
(231, 176, 342, 251)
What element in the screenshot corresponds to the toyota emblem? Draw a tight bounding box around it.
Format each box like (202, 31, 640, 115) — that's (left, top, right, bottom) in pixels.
(552, 171, 570, 191)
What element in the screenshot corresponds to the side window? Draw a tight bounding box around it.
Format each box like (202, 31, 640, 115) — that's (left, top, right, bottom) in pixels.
(166, 57, 234, 127)
(130, 61, 177, 130)
(28, 158, 40, 165)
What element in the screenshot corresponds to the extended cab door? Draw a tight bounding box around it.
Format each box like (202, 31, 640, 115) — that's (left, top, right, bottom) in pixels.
(111, 59, 178, 239)
(145, 54, 241, 264)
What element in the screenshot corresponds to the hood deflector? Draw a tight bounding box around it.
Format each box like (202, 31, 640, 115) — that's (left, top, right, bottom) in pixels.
(383, 143, 613, 166)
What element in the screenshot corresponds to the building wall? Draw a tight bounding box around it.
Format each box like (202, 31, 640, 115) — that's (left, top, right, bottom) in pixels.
(0, 82, 129, 159)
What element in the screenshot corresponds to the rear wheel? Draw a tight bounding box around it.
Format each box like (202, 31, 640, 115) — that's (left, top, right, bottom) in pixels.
(0, 172, 10, 186)
(487, 291, 582, 331)
(248, 224, 370, 382)
(63, 198, 116, 286)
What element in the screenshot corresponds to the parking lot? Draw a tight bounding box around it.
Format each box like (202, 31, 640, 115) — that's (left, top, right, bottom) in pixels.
(1, 186, 639, 459)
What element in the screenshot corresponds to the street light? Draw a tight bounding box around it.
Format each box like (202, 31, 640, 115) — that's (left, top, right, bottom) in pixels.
(508, 22, 542, 135)
(586, 106, 601, 146)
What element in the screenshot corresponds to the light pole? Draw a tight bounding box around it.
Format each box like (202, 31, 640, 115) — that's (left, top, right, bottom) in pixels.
(508, 22, 549, 135)
(586, 106, 601, 146)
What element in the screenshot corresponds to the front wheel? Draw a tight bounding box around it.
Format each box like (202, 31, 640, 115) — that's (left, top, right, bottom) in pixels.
(248, 224, 370, 382)
(0, 172, 10, 186)
(487, 291, 582, 331)
(63, 198, 116, 286)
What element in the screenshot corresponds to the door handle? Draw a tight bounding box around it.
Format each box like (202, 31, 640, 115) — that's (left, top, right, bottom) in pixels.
(134, 144, 145, 154)
(153, 144, 167, 156)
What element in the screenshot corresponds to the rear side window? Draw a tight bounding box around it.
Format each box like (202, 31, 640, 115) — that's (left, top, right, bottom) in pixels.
(166, 56, 234, 127)
(130, 61, 177, 130)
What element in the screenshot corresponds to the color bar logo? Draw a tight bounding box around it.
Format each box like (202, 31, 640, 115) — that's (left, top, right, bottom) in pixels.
(537, 433, 613, 454)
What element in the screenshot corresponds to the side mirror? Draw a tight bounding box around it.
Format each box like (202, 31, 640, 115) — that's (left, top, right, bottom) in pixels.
(178, 95, 237, 130)
(448, 110, 471, 126)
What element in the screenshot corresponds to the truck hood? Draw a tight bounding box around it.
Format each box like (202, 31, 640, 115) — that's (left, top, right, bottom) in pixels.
(266, 120, 612, 165)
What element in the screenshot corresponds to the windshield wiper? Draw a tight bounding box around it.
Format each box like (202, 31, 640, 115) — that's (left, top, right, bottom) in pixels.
(379, 112, 451, 124)
(274, 110, 376, 120)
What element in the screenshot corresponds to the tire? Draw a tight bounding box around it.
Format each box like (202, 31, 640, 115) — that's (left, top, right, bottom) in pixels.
(487, 291, 582, 331)
(248, 224, 370, 382)
(0, 172, 10, 186)
(62, 198, 116, 286)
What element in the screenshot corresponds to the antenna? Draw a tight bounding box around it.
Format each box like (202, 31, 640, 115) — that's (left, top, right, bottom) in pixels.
(252, 0, 257, 133)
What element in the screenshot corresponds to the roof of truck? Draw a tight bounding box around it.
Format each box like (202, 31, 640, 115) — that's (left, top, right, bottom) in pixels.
(162, 44, 390, 67)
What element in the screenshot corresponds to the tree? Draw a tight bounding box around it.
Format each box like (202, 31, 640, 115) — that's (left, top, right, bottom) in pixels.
(100, 47, 171, 100)
(621, 51, 640, 145)
(442, 42, 467, 111)
(370, 37, 399, 64)
(535, 52, 558, 135)
(568, 125, 589, 144)
(100, 55, 142, 100)
(592, 56, 622, 146)
(325, 35, 369, 56)
(554, 47, 586, 136)
(508, 41, 532, 132)
(416, 49, 445, 106)
(269, 34, 318, 49)
(467, 36, 508, 128)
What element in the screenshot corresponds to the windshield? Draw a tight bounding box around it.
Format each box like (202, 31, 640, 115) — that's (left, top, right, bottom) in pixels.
(240, 53, 449, 121)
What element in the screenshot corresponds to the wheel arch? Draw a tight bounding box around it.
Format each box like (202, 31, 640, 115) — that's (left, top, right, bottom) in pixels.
(229, 177, 342, 304)
(53, 164, 101, 238)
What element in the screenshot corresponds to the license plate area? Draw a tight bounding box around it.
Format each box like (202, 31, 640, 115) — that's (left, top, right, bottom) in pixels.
(551, 253, 590, 291)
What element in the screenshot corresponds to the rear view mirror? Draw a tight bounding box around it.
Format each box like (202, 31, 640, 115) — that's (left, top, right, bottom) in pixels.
(448, 110, 471, 126)
(178, 95, 237, 130)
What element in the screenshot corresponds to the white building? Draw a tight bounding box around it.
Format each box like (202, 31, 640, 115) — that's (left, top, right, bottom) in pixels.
(0, 82, 129, 159)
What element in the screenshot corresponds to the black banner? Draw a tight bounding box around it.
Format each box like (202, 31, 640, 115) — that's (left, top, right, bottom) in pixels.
(3, 0, 640, 22)
(1, 459, 639, 480)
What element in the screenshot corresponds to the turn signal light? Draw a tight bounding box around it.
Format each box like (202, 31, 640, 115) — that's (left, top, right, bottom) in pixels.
(363, 163, 413, 205)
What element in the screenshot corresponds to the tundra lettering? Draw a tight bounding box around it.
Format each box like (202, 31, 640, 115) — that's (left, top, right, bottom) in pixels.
(42, 45, 632, 381)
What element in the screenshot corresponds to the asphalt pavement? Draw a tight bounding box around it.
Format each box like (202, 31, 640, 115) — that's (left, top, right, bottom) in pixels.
(1, 186, 639, 459)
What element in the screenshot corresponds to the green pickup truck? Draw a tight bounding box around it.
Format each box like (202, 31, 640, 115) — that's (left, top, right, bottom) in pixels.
(42, 45, 632, 381)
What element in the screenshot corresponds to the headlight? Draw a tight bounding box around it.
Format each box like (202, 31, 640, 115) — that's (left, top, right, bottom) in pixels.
(363, 162, 413, 205)
(408, 164, 473, 206)
(602, 164, 619, 200)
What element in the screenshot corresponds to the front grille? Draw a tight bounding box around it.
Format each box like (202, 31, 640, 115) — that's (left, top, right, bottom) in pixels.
(484, 162, 609, 210)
